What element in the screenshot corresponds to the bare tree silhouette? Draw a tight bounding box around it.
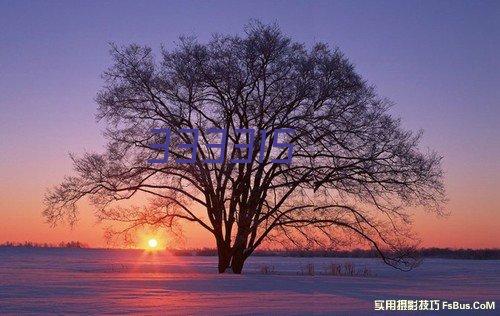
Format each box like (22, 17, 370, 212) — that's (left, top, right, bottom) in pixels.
(44, 22, 446, 273)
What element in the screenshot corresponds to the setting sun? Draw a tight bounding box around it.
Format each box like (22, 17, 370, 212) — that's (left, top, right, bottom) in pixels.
(147, 238, 158, 249)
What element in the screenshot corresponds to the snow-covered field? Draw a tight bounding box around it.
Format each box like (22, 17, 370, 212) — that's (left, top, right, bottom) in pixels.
(0, 248, 498, 315)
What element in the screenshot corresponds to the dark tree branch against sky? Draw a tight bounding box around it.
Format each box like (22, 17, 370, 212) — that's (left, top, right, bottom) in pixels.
(44, 22, 446, 273)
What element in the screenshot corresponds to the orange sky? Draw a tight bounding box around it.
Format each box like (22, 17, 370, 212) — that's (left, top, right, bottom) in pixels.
(0, 154, 499, 249)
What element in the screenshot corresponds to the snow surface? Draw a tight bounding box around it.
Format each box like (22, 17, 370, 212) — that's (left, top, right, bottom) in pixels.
(0, 248, 498, 315)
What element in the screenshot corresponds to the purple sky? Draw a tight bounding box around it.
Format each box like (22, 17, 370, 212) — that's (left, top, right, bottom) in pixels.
(1, 0, 499, 247)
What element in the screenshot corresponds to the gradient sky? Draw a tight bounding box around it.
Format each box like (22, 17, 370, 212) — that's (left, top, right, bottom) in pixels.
(1, 0, 499, 248)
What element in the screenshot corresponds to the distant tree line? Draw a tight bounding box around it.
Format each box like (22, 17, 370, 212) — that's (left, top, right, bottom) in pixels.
(169, 247, 500, 260)
(2, 242, 498, 260)
(0, 241, 88, 249)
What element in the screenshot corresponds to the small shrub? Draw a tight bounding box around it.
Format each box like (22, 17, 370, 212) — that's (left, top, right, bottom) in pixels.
(322, 262, 375, 277)
(298, 262, 375, 277)
(343, 262, 355, 276)
(325, 263, 342, 276)
(358, 266, 375, 277)
(259, 264, 276, 275)
(299, 263, 315, 275)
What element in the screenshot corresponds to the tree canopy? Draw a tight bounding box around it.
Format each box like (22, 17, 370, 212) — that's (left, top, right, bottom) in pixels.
(44, 22, 446, 273)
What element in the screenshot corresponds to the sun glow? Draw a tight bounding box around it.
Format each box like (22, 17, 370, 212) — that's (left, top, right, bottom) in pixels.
(147, 238, 158, 249)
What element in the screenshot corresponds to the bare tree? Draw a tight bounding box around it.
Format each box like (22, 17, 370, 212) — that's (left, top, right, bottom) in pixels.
(44, 22, 446, 274)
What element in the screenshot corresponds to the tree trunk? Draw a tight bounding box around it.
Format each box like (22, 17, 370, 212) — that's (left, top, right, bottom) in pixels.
(231, 248, 247, 274)
(217, 244, 231, 273)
